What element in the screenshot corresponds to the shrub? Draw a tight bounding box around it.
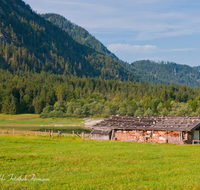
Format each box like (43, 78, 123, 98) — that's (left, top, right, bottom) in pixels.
(54, 100, 67, 112)
(42, 105, 54, 114)
(74, 108, 84, 118)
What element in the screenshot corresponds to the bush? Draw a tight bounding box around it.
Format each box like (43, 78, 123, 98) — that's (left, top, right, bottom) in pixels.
(49, 110, 67, 118)
(40, 110, 67, 118)
(54, 100, 67, 112)
(42, 105, 54, 114)
(74, 108, 84, 118)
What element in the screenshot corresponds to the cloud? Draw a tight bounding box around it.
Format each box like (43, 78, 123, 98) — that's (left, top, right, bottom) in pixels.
(167, 48, 195, 52)
(25, 0, 200, 41)
(107, 44, 195, 55)
(107, 44, 157, 54)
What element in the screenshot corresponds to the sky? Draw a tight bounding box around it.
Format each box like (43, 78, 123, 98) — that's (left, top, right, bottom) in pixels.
(24, 0, 200, 66)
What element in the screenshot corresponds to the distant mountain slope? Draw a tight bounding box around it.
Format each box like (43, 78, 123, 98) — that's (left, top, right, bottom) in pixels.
(193, 66, 200, 71)
(41, 13, 200, 88)
(129, 60, 200, 88)
(119, 61, 165, 85)
(41, 13, 165, 84)
(0, 0, 138, 81)
(41, 13, 118, 60)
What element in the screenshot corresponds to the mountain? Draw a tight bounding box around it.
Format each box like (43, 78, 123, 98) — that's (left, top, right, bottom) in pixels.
(129, 60, 200, 88)
(119, 60, 165, 85)
(193, 66, 200, 71)
(41, 13, 118, 60)
(0, 0, 138, 81)
(41, 13, 200, 88)
(1, 0, 199, 88)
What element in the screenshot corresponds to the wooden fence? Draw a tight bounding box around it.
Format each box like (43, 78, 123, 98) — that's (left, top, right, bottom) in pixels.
(0, 129, 91, 139)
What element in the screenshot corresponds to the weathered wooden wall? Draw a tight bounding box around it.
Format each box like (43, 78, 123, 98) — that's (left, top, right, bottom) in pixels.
(91, 134, 110, 140)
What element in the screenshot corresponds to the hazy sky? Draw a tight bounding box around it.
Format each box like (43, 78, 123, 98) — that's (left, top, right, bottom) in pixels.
(24, 0, 200, 66)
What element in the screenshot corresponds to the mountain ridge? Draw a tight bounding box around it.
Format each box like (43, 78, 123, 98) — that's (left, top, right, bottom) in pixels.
(130, 60, 200, 88)
(0, 0, 138, 82)
(42, 13, 200, 88)
(41, 13, 118, 61)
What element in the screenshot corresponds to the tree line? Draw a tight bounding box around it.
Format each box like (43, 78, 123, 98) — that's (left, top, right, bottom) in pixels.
(1, 69, 200, 117)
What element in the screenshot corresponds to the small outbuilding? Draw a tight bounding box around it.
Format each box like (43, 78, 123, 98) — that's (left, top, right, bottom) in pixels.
(90, 129, 112, 140)
(91, 115, 200, 144)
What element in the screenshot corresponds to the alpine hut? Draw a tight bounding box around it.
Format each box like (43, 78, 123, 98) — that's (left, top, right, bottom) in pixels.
(91, 115, 200, 144)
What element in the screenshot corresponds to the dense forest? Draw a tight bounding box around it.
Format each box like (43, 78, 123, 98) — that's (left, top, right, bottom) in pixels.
(130, 60, 200, 88)
(1, 0, 200, 118)
(1, 69, 200, 118)
(41, 13, 118, 60)
(0, 0, 137, 81)
(120, 60, 200, 88)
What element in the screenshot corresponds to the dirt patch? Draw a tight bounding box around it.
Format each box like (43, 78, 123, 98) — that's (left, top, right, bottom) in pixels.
(84, 119, 103, 128)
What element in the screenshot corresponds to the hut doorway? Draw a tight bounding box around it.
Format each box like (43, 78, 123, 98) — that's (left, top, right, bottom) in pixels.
(194, 130, 200, 140)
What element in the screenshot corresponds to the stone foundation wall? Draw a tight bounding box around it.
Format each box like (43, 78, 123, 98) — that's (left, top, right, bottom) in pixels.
(115, 130, 183, 144)
(115, 130, 151, 142)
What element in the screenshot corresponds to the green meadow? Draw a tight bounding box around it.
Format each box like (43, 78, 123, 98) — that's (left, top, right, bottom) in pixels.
(0, 114, 84, 126)
(1, 135, 200, 189)
(0, 114, 91, 134)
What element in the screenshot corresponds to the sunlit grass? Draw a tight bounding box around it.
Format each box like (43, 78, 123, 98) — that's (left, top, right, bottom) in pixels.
(0, 114, 84, 126)
(0, 136, 200, 189)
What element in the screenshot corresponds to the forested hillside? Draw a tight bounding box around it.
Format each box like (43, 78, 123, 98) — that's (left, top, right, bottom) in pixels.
(42, 13, 200, 88)
(128, 60, 200, 88)
(41, 13, 118, 60)
(0, 0, 137, 81)
(1, 69, 200, 117)
(193, 66, 200, 71)
(1, 0, 200, 117)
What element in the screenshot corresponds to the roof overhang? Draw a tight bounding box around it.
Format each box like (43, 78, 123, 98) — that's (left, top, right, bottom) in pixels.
(190, 122, 200, 131)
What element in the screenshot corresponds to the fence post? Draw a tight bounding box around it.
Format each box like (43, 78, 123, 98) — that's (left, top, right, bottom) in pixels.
(82, 132, 84, 140)
(72, 131, 74, 138)
(51, 130, 53, 137)
(35, 132, 37, 138)
(2, 130, 4, 135)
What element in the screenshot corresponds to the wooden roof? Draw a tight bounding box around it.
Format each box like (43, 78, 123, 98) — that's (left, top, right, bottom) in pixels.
(93, 115, 200, 131)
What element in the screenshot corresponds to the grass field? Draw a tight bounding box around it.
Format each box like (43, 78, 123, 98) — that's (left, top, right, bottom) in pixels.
(1, 136, 200, 189)
(0, 114, 92, 134)
(0, 114, 84, 126)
